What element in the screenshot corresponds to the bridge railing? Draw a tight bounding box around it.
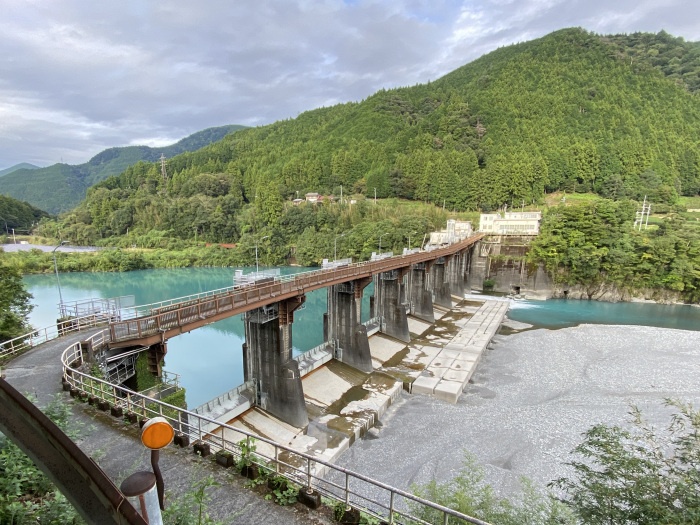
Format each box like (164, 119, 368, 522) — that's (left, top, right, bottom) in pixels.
(108, 234, 485, 344)
(0, 313, 113, 363)
(61, 341, 490, 525)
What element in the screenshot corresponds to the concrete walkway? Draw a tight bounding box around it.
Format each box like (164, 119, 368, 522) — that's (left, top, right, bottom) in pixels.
(3, 330, 333, 525)
(411, 300, 509, 402)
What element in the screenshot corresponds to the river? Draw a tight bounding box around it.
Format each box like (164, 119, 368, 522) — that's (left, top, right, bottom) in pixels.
(23, 269, 700, 497)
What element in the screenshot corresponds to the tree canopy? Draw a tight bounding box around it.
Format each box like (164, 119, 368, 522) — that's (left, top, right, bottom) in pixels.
(0, 261, 33, 343)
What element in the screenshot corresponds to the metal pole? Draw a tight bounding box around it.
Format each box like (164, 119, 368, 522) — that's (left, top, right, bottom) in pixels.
(52, 241, 68, 318)
(150, 450, 164, 510)
(374, 187, 376, 204)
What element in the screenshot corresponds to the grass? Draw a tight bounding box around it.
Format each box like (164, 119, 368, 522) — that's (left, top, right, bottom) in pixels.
(544, 191, 602, 207)
(678, 196, 700, 210)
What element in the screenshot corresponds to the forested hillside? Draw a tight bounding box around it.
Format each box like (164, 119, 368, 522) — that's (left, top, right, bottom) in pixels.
(0, 195, 49, 235)
(0, 125, 245, 214)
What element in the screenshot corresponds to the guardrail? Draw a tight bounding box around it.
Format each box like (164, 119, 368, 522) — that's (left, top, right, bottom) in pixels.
(61, 340, 490, 525)
(108, 234, 485, 345)
(0, 313, 113, 363)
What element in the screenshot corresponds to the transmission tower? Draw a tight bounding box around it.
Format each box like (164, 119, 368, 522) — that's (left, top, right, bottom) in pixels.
(634, 195, 651, 231)
(159, 154, 168, 184)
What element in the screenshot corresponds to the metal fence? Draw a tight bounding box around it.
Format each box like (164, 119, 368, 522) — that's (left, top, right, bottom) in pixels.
(0, 313, 113, 363)
(61, 295, 135, 319)
(61, 338, 490, 525)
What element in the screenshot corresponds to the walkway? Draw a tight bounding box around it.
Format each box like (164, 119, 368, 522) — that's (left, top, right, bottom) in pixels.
(3, 331, 333, 525)
(108, 233, 483, 347)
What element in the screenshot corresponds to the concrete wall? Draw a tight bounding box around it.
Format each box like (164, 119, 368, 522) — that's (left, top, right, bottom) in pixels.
(467, 236, 553, 298)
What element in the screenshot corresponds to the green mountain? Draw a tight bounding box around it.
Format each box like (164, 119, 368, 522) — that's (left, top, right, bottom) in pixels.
(0, 125, 246, 214)
(56, 28, 700, 247)
(0, 194, 49, 233)
(0, 163, 40, 177)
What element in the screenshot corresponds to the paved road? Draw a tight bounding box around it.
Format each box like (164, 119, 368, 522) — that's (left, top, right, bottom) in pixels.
(1, 243, 100, 252)
(4, 330, 333, 525)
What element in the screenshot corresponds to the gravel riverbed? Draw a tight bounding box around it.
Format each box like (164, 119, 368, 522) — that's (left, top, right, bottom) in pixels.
(333, 324, 700, 497)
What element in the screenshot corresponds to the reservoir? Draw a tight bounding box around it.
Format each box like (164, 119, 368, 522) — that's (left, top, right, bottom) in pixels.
(23, 267, 371, 408)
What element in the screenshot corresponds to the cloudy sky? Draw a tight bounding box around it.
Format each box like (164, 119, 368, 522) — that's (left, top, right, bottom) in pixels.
(2, 0, 699, 169)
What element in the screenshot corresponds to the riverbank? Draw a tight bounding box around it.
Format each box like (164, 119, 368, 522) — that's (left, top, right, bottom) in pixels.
(331, 323, 700, 499)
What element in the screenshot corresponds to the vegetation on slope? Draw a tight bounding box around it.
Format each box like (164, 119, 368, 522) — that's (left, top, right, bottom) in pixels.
(0, 397, 83, 524)
(6, 198, 455, 273)
(529, 198, 700, 301)
(0, 261, 33, 343)
(603, 30, 700, 93)
(0, 195, 49, 236)
(0, 125, 246, 214)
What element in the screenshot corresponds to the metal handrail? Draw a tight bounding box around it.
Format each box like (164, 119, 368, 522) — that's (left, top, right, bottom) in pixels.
(108, 234, 484, 344)
(0, 313, 114, 362)
(61, 340, 491, 525)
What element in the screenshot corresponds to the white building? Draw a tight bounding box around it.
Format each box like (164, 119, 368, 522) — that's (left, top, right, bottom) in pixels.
(479, 211, 541, 235)
(424, 219, 473, 249)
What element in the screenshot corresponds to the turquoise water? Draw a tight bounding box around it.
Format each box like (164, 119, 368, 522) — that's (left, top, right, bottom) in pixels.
(23, 267, 372, 407)
(507, 299, 700, 331)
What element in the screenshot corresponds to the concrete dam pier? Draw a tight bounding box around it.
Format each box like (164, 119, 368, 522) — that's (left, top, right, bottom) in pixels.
(201, 296, 509, 468)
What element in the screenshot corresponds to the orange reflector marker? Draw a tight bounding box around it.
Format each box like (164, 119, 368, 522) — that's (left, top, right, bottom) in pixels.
(141, 417, 175, 450)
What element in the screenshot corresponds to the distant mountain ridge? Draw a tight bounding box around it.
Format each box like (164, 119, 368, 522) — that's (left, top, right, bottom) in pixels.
(0, 163, 40, 177)
(0, 125, 246, 214)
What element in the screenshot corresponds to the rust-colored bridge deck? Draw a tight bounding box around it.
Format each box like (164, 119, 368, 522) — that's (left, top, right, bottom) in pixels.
(108, 234, 484, 348)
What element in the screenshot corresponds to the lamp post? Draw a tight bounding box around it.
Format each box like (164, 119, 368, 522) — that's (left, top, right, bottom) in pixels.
(334, 232, 347, 261)
(255, 235, 269, 274)
(52, 241, 68, 317)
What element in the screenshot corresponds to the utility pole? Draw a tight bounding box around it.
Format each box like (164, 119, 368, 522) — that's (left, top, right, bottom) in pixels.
(159, 154, 168, 192)
(52, 241, 68, 318)
(374, 188, 377, 204)
(634, 195, 651, 231)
